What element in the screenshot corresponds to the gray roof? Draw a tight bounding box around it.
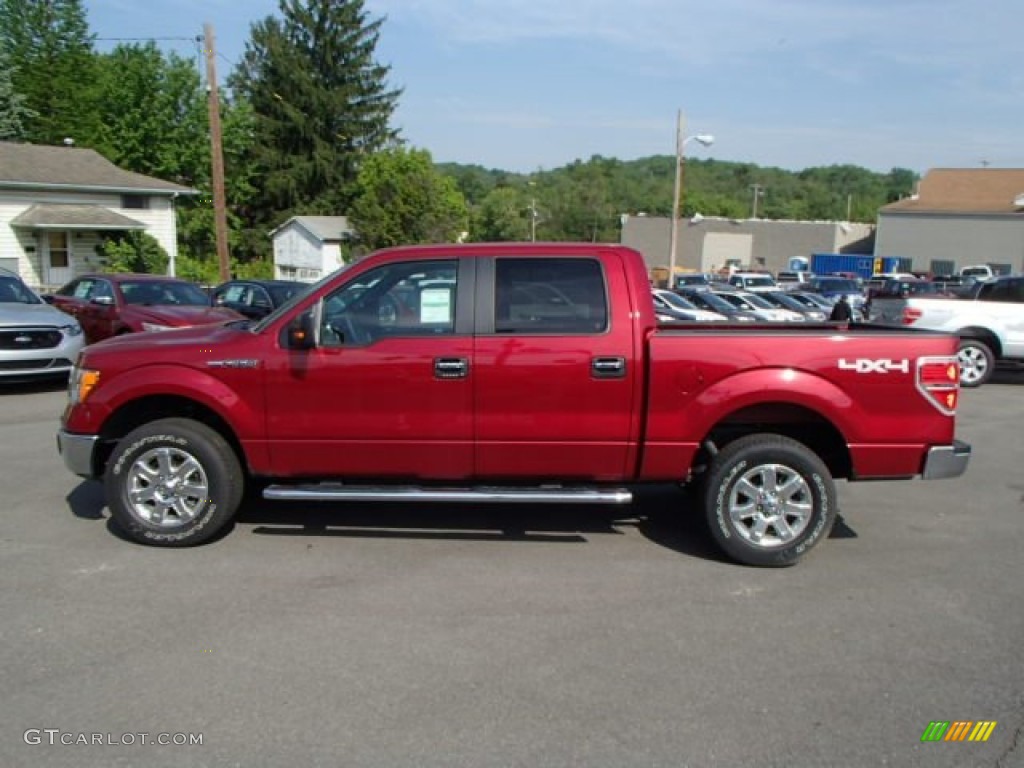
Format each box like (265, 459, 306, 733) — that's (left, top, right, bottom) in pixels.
(271, 215, 353, 242)
(10, 203, 146, 230)
(0, 141, 194, 195)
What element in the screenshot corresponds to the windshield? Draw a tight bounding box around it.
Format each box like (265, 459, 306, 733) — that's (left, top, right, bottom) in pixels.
(0, 276, 42, 304)
(735, 292, 773, 309)
(689, 291, 737, 313)
(744, 276, 776, 288)
(656, 291, 698, 311)
(120, 280, 210, 306)
(814, 279, 860, 293)
(676, 274, 710, 287)
(252, 263, 355, 333)
(267, 283, 308, 306)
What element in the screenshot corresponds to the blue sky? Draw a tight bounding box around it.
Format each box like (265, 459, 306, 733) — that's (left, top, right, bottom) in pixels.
(86, 0, 1024, 175)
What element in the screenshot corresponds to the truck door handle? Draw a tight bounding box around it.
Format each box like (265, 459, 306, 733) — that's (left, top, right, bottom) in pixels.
(434, 357, 469, 379)
(592, 356, 626, 379)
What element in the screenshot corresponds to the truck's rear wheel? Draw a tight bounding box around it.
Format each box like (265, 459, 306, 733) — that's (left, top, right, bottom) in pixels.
(704, 434, 836, 567)
(104, 418, 243, 546)
(957, 339, 994, 387)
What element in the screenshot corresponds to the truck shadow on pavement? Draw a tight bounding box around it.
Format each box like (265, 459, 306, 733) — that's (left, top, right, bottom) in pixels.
(66, 480, 857, 563)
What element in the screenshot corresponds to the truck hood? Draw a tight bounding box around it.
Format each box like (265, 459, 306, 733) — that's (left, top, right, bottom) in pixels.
(86, 320, 251, 360)
(0, 302, 77, 328)
(127, 305, 242, 326)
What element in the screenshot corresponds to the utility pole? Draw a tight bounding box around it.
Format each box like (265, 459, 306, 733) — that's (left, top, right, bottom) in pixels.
(668, 110, 685, 279)
(527, 181, 539, 241)
(203, 23, 231, 282)
(749, 184, 765, 219)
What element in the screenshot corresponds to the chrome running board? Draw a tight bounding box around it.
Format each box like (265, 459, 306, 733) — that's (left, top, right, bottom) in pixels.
(263, 484, 633, 505)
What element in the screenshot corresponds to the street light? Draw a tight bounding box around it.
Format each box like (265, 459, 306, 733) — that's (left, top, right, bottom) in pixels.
(668, 110, 714, 284)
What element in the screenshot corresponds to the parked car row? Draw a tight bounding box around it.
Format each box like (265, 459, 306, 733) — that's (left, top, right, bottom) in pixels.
(656, 286, 845, 324)
(0, 270, 309, 383)
(43, 274, 309, 346)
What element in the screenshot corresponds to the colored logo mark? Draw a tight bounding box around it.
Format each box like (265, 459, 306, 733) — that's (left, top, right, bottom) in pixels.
(921, 721, 997, 743)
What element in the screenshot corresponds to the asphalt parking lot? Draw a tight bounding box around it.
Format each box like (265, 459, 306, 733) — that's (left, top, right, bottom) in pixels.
(2, 373, 1023, 768)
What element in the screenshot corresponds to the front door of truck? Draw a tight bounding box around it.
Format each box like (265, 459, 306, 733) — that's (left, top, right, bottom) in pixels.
(263, 258, 475, 479)
(472, 254, 638, 481)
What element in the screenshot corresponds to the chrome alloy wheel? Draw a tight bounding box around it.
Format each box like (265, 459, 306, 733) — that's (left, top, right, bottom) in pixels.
(126, 446, 210, 527)
(727, 463, 813, 548)
(957, 345, 989, 386)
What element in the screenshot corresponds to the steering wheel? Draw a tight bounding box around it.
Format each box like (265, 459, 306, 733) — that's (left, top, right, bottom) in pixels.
(377, 296, 399, 327)
(325, 314, 367, 346)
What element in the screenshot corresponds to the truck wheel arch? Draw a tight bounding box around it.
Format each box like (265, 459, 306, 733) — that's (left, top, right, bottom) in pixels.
(699, 402, 852, 481)
(957, 326, 1001, 357)
(96, 395, 248, 480)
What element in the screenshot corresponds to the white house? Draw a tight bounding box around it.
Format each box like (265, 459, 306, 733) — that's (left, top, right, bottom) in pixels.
(0, 141, 194, 290)
(270, 215, 354, 283)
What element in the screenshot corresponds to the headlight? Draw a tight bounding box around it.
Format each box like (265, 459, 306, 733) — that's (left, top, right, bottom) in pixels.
(68, 365, 100, 405)
(141, 322, 174, 332)
(60, 322, 83, 337)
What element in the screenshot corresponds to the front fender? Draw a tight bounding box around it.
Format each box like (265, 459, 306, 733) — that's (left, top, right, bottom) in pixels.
(67, 363, 264, 445)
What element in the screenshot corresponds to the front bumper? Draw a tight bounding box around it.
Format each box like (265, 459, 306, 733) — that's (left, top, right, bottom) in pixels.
(57, 429, 99, 479)
(922, 439, 971, 479)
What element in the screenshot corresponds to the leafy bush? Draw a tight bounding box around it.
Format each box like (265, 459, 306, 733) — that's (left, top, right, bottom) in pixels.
(96, 231, 169, 274)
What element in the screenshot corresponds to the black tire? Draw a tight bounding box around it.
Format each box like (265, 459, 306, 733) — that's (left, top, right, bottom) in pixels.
(704, 434, 836, 567)
(104, 418, 244, 547)
(957, 338, 994, 388)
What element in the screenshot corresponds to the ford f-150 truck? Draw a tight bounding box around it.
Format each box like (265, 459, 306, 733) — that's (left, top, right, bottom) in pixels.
(57, 244, 970, 566)
(869, 274, 1024, 387)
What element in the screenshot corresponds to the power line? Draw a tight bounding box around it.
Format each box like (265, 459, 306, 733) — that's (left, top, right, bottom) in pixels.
(94, 36, 200, 43)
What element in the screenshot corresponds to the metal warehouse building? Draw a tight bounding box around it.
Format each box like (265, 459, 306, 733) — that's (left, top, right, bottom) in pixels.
(875, 168, 1024, 276)
(620, 214, 875, 277)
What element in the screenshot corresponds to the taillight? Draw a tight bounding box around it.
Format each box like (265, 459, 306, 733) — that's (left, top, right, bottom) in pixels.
(916, 357, 959, 415)
(901, 307, 922, 325)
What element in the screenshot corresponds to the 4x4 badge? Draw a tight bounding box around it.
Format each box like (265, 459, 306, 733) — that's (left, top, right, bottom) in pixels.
(839, 358, 910, 374)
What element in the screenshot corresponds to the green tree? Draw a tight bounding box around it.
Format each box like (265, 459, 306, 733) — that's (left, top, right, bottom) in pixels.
(0, 45, 36, 139)
(96, 232, 169, 274)
(474, 186, 531, 242)
(349, 147, 468, 249)
(92, 44, 207, 183)
(0, 0, 98, 145)
(231, 0, 402, 228)
(90, 43, 260, 267)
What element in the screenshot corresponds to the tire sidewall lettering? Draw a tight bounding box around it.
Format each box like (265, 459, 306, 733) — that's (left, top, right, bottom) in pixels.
(714, 459, 748, 540)
(111, 434, 189, 477)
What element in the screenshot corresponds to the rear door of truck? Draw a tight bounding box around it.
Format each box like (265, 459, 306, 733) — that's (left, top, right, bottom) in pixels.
(472, 249, 642, 480)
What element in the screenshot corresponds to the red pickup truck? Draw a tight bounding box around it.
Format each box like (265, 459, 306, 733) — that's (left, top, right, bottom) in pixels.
(57, 244, 970, 566)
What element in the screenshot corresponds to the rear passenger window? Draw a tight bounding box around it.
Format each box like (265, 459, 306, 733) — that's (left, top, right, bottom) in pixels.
(494, 258, 608, 334)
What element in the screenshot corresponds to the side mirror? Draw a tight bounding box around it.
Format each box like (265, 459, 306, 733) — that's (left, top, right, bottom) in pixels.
(91, 295, 115, 306)
(285, 311, 316, 350)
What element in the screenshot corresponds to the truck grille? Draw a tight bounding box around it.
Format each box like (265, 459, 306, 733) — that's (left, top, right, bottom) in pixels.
(0, 329, 63, 350)
(0, 358, 72, 371)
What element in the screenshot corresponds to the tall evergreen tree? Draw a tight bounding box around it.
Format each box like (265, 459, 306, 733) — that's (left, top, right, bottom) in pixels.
(231, 0, 402, 230)
(0, 45, 36, 139)
(0, 0, 98, 145)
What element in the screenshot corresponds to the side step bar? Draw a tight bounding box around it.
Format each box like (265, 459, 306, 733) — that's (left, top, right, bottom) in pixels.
(263, 484, 633, 505)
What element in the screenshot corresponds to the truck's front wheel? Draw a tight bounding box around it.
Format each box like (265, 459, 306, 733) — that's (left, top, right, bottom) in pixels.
(105, 418, 244, 546)
(704, 434, 836, 567)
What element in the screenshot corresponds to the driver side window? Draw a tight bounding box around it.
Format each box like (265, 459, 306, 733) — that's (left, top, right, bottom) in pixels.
(320, 260, 458, 347)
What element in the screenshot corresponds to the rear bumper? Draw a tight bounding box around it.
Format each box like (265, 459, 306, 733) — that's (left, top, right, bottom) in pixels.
(922, 439, 971, 479)
(57, 429, 99, 479)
